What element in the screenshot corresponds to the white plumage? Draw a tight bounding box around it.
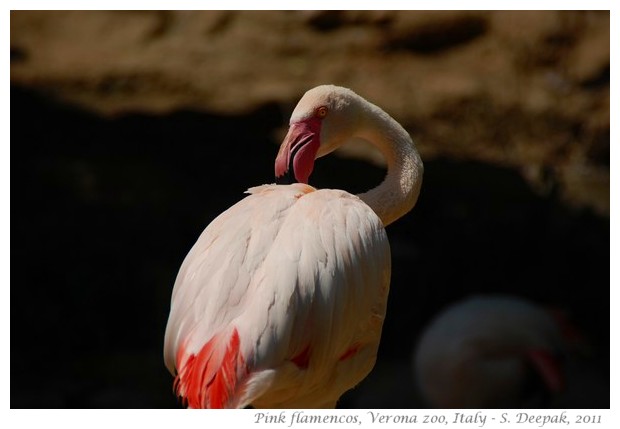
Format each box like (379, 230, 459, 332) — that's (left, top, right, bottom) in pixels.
(413, 295, 569, 408)
(164, 85, 423, 408)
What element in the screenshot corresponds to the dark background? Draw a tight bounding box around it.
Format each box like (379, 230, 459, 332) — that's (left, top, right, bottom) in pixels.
(10, 85, 609, 408)
(10, 10, 609, 408)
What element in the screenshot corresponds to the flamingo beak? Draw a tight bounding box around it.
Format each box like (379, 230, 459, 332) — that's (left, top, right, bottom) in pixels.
(526, 349, 565, 393)
(275, 117, 321, 185)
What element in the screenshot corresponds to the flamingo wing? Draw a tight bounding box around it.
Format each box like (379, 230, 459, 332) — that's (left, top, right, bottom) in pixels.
(164, 184, 390, 408)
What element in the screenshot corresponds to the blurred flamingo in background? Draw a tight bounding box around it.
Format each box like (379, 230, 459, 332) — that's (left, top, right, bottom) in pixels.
(163, 85, 423, 408)
(412, 295, 588, 408)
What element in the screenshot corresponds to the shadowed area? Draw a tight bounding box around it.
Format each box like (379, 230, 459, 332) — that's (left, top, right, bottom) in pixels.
(11, 86, 608, 408)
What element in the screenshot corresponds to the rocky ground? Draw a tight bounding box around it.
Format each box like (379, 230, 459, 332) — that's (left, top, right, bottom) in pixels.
(10, 11, 609, 408)
(11, 10, 610, 214)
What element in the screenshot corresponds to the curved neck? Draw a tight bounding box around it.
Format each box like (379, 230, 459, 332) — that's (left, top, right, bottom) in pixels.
(355, 105, 423, 226)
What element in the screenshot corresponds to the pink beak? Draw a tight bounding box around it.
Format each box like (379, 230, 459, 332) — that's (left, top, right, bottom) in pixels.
(526, 348, 565, 393)
(275, 117, 321, 184)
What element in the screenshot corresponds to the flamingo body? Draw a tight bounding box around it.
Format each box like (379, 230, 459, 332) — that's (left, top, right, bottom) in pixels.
(164, 184, 390, 408)
(164, 84, 423, 408)
(413, 295, 567, 408)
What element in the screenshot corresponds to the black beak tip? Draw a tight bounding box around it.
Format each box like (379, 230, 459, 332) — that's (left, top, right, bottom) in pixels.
(275, 171, 296, 185)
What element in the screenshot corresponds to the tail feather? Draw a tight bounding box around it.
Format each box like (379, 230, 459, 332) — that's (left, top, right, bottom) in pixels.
(174, 328, 247, 408)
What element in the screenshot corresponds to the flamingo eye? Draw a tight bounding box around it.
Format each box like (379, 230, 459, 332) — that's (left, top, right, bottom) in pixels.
(316, 106, 328, 118)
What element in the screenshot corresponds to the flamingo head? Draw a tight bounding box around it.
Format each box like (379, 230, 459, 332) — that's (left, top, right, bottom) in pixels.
(414, 295, 574, 408)
(275, 85, 361, 184)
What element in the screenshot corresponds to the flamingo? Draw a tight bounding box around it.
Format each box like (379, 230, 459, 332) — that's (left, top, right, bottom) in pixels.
(412, 295, 575, 408)
(163, 84, 423, 408)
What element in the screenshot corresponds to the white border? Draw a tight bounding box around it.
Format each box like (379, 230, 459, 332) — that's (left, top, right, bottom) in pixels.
(4, 3, 616, 428)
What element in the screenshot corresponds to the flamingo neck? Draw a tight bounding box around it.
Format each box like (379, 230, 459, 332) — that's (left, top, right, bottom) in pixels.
(355, 104, 423, 226)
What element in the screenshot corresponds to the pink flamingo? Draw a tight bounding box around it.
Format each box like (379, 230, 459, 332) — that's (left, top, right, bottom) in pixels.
(413, 295, 578, 408)
(163, 85, 423, 408)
